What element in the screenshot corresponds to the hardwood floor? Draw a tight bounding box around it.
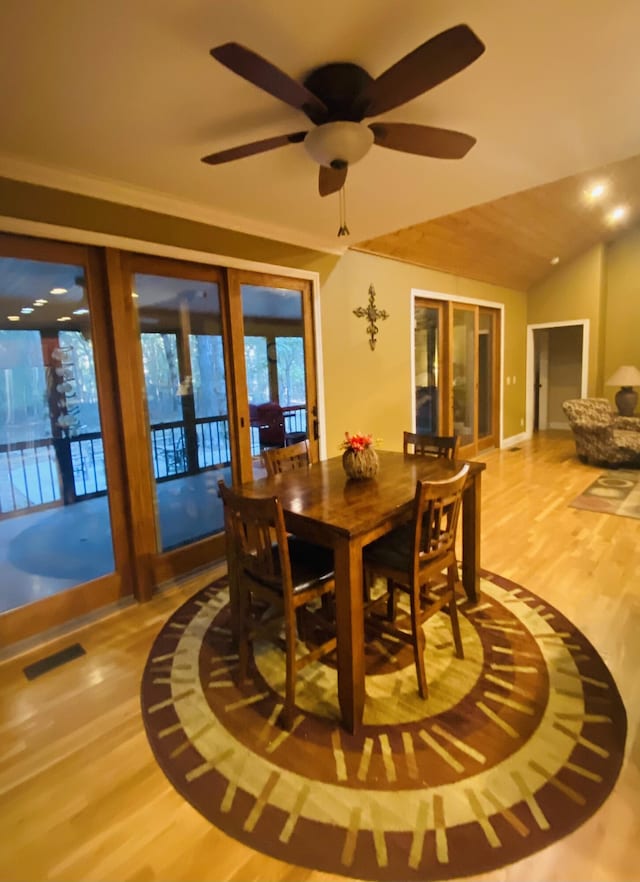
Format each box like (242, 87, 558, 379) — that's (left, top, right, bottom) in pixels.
(1, 431, 639, 882)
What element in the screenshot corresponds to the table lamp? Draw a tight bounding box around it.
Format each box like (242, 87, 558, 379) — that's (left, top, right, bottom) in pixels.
(605, 364, 640, 415)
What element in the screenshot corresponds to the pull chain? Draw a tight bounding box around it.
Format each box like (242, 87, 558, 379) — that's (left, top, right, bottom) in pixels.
(337, 185, 350, 237)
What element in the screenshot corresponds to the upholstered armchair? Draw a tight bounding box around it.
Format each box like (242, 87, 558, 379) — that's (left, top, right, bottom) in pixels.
(562, 398, 640, 467)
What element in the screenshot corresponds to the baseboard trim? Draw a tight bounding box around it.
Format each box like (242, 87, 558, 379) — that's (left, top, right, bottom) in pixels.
(502, 432, 529, 448)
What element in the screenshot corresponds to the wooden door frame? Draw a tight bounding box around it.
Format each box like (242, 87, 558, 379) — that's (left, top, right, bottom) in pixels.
(477, 306, 501, 452)
(412, 298, 447, 435)
(226, 269, 321, 484)
(448, 301, 479, 458)
(525, 320, 589, 437)
(0, 221, 325, 644)
(115, 251, 231, 590)
(412, 290, 504, 453)
(0, 234, 135, 645)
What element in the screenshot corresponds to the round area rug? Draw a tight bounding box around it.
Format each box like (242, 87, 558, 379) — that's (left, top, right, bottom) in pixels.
(140, 571, 626, 881)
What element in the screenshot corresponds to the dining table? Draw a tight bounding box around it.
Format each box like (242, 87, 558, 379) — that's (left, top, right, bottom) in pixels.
(237, 449, 486, 734)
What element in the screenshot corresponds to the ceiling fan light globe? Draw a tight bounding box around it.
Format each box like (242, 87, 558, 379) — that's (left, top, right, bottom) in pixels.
(304, 121, 374, 168)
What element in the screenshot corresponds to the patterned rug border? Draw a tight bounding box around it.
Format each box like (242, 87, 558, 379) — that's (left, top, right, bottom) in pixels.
(570, 469, 640, 519)
(140, 569, 627, 882)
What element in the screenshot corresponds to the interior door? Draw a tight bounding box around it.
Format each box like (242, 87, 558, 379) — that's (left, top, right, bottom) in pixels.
(0, 234, 133, 644)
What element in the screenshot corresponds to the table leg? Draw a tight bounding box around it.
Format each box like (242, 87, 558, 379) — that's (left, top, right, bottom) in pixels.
(461, 471, 482, 602)
(333, 537, 365, 734)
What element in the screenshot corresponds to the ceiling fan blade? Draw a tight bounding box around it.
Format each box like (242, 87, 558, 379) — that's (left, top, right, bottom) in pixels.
(211, 43, 328, 120)
(361, 24, 485, 118)
(201, 131, 307, 165)
(370, 122, 476, 159)
(318, 165, 347, 197)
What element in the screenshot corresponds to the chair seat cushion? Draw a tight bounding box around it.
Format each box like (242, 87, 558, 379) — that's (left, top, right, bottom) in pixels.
(287, 537, 335, 594)
(245, 537, 334, 595)
(364, 524, 414, 572)
(612, 429, 640, 455)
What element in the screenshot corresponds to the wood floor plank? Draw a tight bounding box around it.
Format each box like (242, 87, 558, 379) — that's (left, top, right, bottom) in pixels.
(0, 433, 639, 882)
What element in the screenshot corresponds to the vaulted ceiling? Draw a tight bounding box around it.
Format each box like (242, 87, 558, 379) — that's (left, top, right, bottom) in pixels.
(1, 0, 640, 290)
(354, 152, 640, 290)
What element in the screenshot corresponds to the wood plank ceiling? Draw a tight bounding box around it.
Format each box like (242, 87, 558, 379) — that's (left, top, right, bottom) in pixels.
(352, 152, 640, 292)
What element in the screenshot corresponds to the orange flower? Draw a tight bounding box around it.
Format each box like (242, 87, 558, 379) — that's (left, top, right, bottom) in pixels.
(341, 431, 373, 452)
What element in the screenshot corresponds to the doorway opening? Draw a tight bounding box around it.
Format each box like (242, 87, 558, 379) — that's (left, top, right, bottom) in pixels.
(526, 320, 589, 435)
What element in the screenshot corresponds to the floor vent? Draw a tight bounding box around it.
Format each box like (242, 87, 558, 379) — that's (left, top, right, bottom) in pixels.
(23, 643, 86, 680)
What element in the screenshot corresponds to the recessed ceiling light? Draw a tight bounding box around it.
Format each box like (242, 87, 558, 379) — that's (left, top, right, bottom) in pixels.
(72, 308, 89, 315)
(607, 205, 628, 223)
(33, 299, 48, 306)
(50, 287, 68, 295)
(131, 291, 139, 299)
(7, 315, 20, 322)
(586, 182, 606, 200)
(20, 307, 34, 314)
(550, 256, 560, 265)
(56, 316, 72, 322)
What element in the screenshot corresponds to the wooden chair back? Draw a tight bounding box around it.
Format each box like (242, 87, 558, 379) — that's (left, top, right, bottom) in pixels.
(403, 431, 459, 459)
(262, 439, 310, 477)
(218, 480, 336, 728)
(410, 465, 469, 577)
(218, 481, 292, 596)
(362, 463, 469, 699)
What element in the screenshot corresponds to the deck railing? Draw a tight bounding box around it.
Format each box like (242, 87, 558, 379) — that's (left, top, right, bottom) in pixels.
(0, 405, 307, 516)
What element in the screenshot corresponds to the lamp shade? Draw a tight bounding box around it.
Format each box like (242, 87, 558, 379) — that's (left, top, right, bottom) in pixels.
(304, 122, 374, 169)
(605, 365, 640, 387)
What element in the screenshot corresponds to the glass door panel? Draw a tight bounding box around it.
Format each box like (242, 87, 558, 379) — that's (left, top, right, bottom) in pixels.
(414, 303, 442, 434)
(0, 251, 117, 618)
(132, 271, 230, 552)
(452, 307, 476, 449)
(240, 284, 310, 481)
(478, 309, 495, 445)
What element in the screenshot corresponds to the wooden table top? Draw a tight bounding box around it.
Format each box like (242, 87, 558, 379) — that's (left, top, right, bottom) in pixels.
(241, 450, 485, 541)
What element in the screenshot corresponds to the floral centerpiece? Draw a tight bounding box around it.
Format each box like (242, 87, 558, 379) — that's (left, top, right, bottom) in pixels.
(341, 431, 379, 480)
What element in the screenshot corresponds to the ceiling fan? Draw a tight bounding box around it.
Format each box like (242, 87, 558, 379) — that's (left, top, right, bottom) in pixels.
(201, 24, 485, 199)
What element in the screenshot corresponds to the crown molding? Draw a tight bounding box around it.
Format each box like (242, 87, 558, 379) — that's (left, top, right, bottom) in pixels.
(0, 153, 346, 257)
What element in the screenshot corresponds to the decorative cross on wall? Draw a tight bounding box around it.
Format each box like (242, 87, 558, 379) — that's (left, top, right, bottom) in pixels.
(353, 283, 389, 350)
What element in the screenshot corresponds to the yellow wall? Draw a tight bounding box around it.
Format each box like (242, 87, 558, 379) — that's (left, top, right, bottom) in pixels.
(306, 250, 527, 451)
(527, 244, 605, 396)
(0, 176, 528, 452)
(604, 226, 640, 386)
(527, 225, 640, 410)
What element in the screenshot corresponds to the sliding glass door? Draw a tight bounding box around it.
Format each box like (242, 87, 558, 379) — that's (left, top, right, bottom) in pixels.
(226, 270, 319, 484)
(452, 305, 476, 449)
(238, 278, 316, 480)
(116, 258, 321, 587)
(0, 235, 323, 643)
(414, 297, 500, 456)
(0, 235, 131, 644)
(414, 302, 444, 435)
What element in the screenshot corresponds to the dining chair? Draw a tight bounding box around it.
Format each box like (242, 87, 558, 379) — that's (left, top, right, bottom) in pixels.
(403, 430, 460, 459)
(218, 480, 337, 729)
(262, 438, 310, 477)
(362, 464, 469, 698)
(255, 401, 286, 448)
